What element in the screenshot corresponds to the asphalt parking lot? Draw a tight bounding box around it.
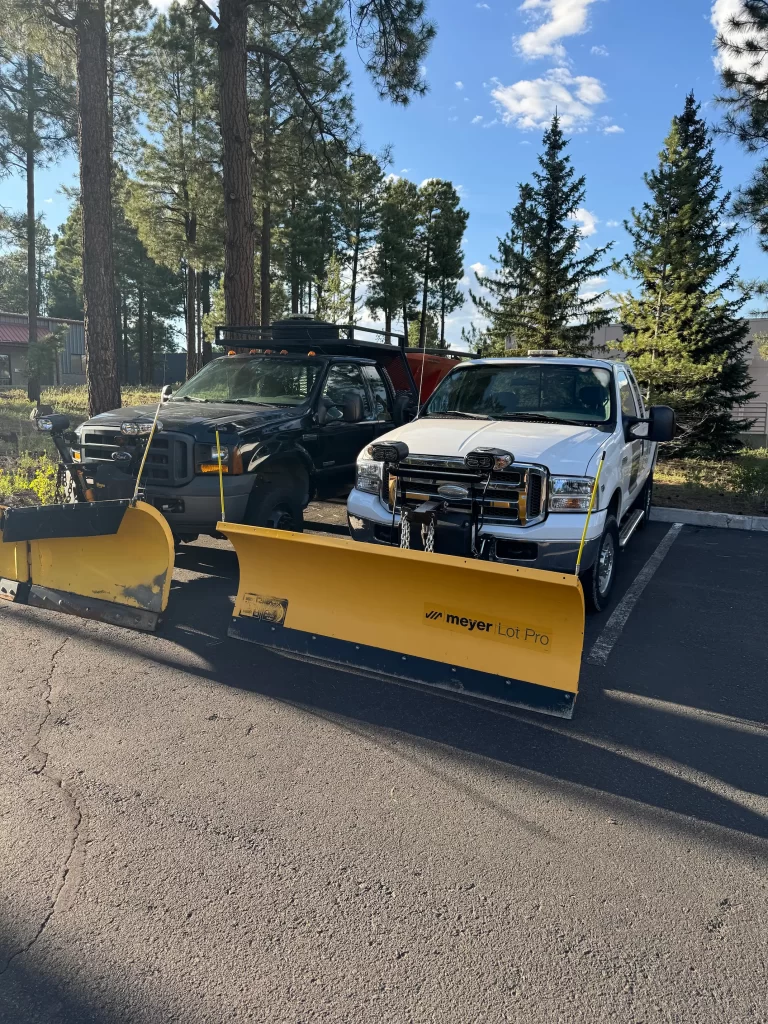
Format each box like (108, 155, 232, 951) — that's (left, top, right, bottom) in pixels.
(1, 509, 766, 1023)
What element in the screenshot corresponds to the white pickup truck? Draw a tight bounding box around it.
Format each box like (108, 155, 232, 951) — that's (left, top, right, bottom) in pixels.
(347, 355, 674, 610)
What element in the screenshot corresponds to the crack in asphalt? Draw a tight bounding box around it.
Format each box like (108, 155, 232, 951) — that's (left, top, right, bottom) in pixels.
(0, 634, 86, 976)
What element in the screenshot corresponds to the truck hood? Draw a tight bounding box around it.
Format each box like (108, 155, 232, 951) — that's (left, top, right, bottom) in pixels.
(381, 417, 608, 475)
(81, 400, 301, 437)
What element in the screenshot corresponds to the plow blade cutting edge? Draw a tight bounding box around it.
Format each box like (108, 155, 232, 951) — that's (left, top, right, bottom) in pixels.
(0, 500, 174, 631)
(221, 524, 585, 719)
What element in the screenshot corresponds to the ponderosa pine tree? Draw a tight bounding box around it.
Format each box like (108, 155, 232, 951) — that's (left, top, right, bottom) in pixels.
(415, 179, 467, 348)
(617, 93, 755, 457)
(0, 43, 74, 400)
(367, 175, 419, 339)
(473, 115, 612, 356)
(192, 0, 434, 327)
(716, 1, 768, 247)
(127, 0, 221, 378)
(342, 151, 385, 323)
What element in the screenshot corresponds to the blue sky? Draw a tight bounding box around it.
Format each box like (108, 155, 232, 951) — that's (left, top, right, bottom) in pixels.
(2, 0, 763, 348)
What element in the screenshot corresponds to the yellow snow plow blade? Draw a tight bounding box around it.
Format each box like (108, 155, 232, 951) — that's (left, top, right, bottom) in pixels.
(0, 500, 174, 631)
(221, 524, 585, 719)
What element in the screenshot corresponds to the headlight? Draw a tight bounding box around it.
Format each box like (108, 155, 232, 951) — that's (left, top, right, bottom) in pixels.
(356, 447, 384, 495)
(549, 476, 595, 512)
(121, 420, 161, 436)
(195, 443, 243, 475)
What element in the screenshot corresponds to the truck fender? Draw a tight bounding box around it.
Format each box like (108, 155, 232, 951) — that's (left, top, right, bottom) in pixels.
(246, 443, 315, 502)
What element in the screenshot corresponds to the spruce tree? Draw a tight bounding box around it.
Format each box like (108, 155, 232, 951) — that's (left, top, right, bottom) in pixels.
(618, 93, 755, 458)
(472, 115, 612, 356)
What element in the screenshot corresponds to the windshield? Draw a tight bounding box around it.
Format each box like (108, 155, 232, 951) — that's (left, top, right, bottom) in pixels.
(173, 357, 323, 406)
(423, 362, 614, 425)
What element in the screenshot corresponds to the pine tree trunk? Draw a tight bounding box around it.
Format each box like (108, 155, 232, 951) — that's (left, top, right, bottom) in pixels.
(121, 294, 129, 382)
(146, 309, 154, 384)
(403, 305, 408, 346)
(196, 274, 202, 367)
(137, 285, 144, 385)
(418, 211, 432, 349)
(385, 310, 392, 339)
(26, 57, 40, 403)
(201, 269, 212, 363)
(186, 264, 197, 380)
(218, 0, 256, 326)
(440, 280, 446, 346)
(260, 52, 271, 328)
(77, 0, 120, 415)
(349, 211, 361, 323)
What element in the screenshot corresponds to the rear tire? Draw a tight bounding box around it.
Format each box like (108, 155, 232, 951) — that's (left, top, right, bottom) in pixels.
(244, 478, 305, 532)
(581, 515, 619, 613)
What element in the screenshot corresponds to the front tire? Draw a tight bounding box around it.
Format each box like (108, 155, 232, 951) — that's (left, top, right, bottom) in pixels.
(581, 515, 619, 613)
(244, 479, 305, 532)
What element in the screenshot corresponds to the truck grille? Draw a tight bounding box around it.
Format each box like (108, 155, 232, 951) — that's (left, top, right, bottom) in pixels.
(80, 428, 193, 486)
(388, 455, 547, 526)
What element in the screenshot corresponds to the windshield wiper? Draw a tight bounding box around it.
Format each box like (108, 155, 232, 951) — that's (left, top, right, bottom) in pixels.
(496, 412, 595, 427)
(217, 398, 271, 406)
(425, 411, 493, 420)
(173, 395, 208, 403)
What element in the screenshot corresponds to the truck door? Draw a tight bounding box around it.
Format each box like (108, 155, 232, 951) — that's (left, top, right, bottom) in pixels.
(617, 368, 643, 510)
(360, 364, 395, 442)
(626, 367, 654, 483)
(316, 362, 376, 494)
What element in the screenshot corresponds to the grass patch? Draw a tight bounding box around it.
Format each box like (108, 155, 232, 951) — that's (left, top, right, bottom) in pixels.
(655, 450, 768, 517)
(0, 385, 161, 505)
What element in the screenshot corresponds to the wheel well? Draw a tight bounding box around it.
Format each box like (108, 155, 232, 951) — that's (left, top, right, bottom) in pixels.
(252, 456, 311, 503)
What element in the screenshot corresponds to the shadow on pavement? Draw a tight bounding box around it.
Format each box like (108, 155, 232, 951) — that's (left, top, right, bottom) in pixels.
(8, 528, 768, 850)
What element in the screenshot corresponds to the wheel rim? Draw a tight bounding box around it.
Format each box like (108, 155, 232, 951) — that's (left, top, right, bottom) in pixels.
(597, 533, 615, 596)
(266, 505, 295, 531)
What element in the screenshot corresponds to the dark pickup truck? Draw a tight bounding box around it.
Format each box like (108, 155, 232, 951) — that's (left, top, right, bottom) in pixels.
(73, 320, 459, 539)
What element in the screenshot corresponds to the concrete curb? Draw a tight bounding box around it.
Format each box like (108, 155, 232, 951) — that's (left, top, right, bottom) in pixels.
(650, 506, 768, 532)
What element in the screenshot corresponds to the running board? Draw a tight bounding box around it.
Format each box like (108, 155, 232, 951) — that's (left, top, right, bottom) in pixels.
(619, 509, 645, 548)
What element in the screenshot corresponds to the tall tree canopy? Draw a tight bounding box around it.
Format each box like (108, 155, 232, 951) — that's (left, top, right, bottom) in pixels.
(617, 93, 755, 457)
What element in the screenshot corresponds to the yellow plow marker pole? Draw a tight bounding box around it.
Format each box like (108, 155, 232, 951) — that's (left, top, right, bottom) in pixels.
(132, 397, 165, 503)
(575, 451, 606, 577)
(220, 523, 585, 719)
(216, 430, 226, 521)
(28, 501, 174, 630)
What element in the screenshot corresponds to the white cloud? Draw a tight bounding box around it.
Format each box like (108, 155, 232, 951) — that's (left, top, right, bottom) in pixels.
(476, 2, 491, 8)
(585, 276, 607, 285)
(448, 115, 459, 122)
(590, 44, 609, 56)
(471, 114, 484, 124)
(483, 118, 499, 129)
(711, 0, 756, 74)
(455, 80, 464, 90)
(419, 177, 438, 187)
(44, 198, 53, 204)
(606, 219, 620, 227)
(470, 261, 488, 277)
(569, 207, 598, 236)
(602, 124, 624, 134)
(515, 0, 600, 62)
(400, 167, 410, 173)
(491, 67, 606, 130)
(385, 173, 401, 183)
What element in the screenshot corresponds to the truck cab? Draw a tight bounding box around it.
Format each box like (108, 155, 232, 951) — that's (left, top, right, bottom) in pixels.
(347, 355, 674, 610)
(72, 319, 459, 539)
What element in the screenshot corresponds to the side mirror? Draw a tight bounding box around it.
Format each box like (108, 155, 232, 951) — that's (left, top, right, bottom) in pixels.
(628, 405, 675, 443)
(393, 393, 414, 427)
(161, 385, 173, 402)
(315, 397, 343, 426)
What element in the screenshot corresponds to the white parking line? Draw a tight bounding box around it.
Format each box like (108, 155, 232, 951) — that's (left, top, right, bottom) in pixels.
(587, 522, 683, 667)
